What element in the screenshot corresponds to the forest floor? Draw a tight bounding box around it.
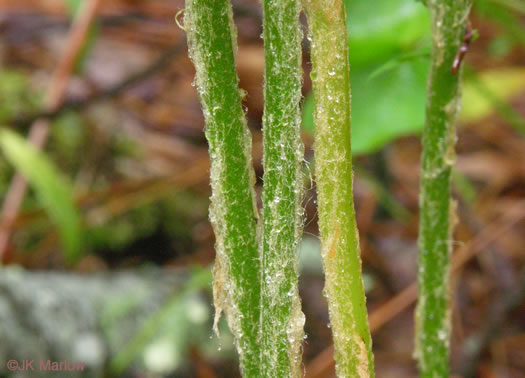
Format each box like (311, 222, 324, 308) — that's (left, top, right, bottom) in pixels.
(0, 0, 524, 377)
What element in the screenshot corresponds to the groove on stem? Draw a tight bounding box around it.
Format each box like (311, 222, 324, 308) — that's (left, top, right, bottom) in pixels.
(184, 1, 261, 375)
(304, 0, 374, 377)
(260, 0, 305, 376)
(415, 1, 472, 376)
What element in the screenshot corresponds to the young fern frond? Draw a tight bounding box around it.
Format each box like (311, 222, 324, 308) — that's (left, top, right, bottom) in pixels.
(415, 1, 472, 376)
(184, 1, 261, 375)
(304, 0, 374, 376)
(260, 0, 306, 376)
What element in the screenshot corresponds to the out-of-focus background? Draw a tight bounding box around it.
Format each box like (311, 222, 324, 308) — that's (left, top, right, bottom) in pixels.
(0, 0, 524, 377)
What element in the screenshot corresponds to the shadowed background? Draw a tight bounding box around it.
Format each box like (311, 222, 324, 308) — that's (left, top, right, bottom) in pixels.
(0, 0, 524, 377)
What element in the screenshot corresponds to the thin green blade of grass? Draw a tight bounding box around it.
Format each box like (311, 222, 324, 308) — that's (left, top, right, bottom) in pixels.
(0, 128, 83, 263)
(64, 0, 100, 72)
(415, 1, 472, 376)
(260, 0, 305, 375)
(304, 1, 374, 376)
(183, 1, 261, 375)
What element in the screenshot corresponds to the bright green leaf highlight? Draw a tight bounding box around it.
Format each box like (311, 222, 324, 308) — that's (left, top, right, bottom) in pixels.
(303, 34, 525, 154)
(461, 68, 525, 123)
(303, 0, 432, 155)
(0, 129, 83, 263)
(346, 0, 431, 66)
(303, 57, 430, 155)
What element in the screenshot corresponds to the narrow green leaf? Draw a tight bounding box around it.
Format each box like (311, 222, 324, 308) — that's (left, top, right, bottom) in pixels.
(367, 47, 431, 80)
(63, 0, 100, 72)
(0, 129, 83, 263)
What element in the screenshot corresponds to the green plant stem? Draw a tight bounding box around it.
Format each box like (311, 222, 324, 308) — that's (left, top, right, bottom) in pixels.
(415, 1, 472, 376)
(304, 1, 374, 377)
(184, 2, 260, 376)
(260, 0, 305, 376)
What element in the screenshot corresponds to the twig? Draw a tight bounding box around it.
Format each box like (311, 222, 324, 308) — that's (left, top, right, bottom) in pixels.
(10, 44, 183, 129)
(0, 0, 102, 261)
(459, 268, 525, 377)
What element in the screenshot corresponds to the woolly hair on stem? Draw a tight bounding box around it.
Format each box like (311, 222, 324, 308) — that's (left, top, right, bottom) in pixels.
(415, 1, 472, 376)
(259, 0, 306, 376)
(304, 0, 374, 376)
(184, 1, 261, 376)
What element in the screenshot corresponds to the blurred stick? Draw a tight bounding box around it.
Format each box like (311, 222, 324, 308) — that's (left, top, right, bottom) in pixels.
(459, 268, 525, 377)
(305, 201, 525, 378)
(0, 0, 102, 261)
(10, 44, 183, 129)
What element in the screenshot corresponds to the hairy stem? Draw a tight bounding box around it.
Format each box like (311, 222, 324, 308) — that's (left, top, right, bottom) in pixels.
(304, 1, 373, 377)
(260, 0, 305, 376)
(415, 1, 472, 376)
(184, 2, 260, 375)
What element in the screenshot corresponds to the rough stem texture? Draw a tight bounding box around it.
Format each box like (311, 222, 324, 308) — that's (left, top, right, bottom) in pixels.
(184, 2, 261, 376)
(260, 0, 305, 376)
(304, 1, 373, 377)
(415, 1, 472, 377)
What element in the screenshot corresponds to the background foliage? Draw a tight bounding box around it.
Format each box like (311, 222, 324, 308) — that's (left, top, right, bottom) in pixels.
(0, 0, 524, 376)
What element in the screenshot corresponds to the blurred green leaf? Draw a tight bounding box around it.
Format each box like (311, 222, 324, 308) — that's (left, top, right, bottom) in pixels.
(0, 70, 42, 123)
(304, 0, 525, 154)
(304, 64, 525, 155)
(64, 0, 83, 14)
(368, 47, 430, 80)
(109, 267, 212, 375)
(488, 36, 514, 59)
(0, 129, 83, 263)
(461, 68, 525, 124)
(304, 57, 430, 155)
(346, 0, 431, 66)
(476, 0, 525, 48)
(304, 0, 432, 154)
(487, 0, 525, 14)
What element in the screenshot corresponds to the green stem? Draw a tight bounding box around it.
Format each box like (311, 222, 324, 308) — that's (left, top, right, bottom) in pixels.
(415, 1, 472, 376)
(184, 2, 260, 376)
(260, 0, 305, 376)
(304, 1, 374, 377)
